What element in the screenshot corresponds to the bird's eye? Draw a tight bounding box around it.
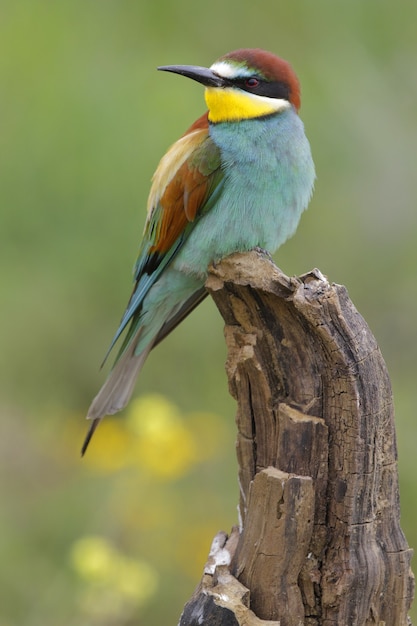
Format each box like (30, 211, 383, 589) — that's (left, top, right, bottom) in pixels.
(245, 77, 259, 89)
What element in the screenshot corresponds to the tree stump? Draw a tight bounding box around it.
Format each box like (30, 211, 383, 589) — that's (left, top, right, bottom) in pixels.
(178, 251, 414, 626)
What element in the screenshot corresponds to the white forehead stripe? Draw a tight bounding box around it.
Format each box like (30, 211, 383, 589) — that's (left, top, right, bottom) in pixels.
(210, 60, 253, 79)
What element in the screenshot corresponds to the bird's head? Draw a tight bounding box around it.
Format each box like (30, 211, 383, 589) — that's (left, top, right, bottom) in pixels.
(158, 48, 301, 123)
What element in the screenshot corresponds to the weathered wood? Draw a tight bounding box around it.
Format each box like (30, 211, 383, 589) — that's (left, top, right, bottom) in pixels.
(179, 529, 280, 626)
(178, 251, 414, 626)
(232, 467, 315, 624)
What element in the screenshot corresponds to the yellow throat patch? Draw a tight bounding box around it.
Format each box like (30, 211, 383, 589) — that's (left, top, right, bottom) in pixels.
(205, 86, 289, 123)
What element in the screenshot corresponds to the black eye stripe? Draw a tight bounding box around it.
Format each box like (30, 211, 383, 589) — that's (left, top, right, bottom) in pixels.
(223, 76, 290, 101)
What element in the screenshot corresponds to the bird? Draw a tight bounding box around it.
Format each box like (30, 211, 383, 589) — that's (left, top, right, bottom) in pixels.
(81, 48, 315, 455)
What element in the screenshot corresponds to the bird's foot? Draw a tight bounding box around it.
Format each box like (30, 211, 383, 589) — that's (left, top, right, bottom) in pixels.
(253, 246, 273, 260)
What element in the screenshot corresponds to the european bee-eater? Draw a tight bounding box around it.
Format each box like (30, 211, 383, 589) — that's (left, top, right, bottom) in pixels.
(82, 48, 315, 454)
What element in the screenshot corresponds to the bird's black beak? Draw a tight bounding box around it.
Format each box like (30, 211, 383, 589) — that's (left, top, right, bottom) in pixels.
(158, 65, 225, 88)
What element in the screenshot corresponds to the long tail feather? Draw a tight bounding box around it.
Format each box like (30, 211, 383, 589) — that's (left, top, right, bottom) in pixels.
(81, 338, 153, 455)
(81, 418, 100, 457)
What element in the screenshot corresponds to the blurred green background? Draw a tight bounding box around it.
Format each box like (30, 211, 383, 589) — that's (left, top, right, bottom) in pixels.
(1, 0, 416, 624)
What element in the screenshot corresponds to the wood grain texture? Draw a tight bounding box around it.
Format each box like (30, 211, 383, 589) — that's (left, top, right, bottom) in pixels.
(178, 251, 414, 626)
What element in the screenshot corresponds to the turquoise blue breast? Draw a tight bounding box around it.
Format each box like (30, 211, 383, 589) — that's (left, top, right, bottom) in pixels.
(174, 108, 315, 278)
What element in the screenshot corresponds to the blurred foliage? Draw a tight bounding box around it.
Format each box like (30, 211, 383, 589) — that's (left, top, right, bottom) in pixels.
(0, 0, 416, 623)
(70, 535, 158, 624)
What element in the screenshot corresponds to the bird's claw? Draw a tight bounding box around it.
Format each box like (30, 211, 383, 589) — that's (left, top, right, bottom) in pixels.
(253, 246, 273, 260)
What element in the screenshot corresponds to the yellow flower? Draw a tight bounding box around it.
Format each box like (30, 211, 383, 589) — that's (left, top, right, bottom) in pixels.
(70, 535, 114, 583)
(77, 393, 225, 478)
(127, 394, 198, 479)
(70, 535, 158, 615)
(80, 419, 132, 472)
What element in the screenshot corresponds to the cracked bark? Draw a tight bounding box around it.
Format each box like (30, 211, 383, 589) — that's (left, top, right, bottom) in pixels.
(178, 251, 414, 626)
